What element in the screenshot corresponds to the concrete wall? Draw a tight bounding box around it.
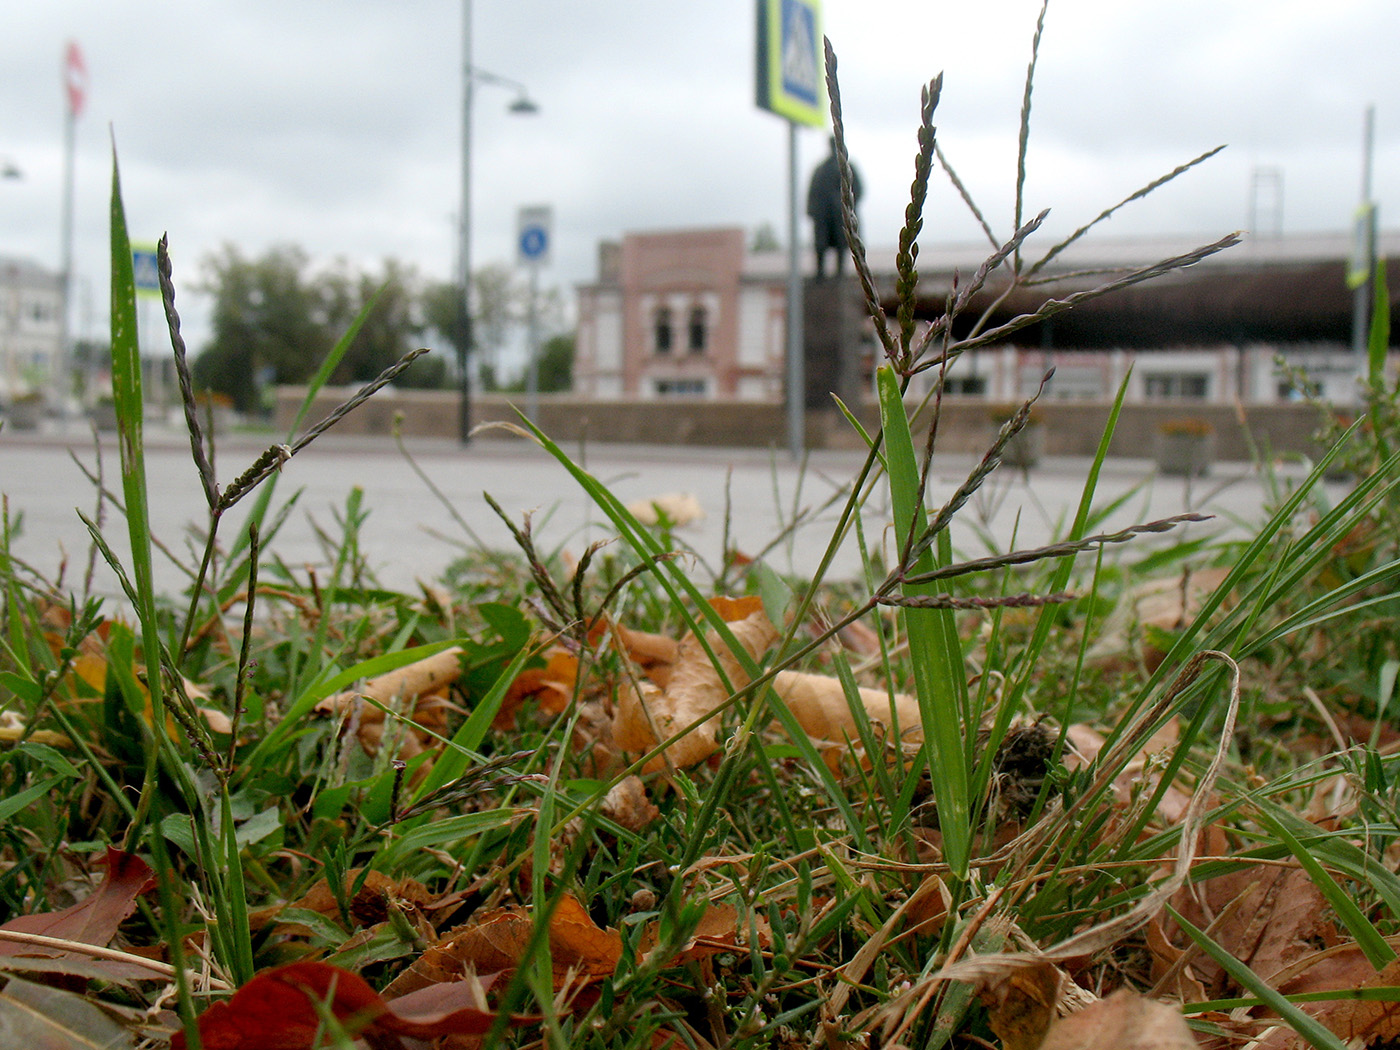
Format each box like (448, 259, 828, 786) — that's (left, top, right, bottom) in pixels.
(273, 387, 1334, 462)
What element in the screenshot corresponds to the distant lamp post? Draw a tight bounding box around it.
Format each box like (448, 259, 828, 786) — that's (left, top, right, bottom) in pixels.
(458, 1, 539, 445)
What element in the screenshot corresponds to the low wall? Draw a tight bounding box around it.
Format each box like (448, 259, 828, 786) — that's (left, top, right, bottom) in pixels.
(273, 387, 1333, 462)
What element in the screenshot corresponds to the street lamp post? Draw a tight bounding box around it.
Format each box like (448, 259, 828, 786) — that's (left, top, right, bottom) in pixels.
(458, 1, 538, 445)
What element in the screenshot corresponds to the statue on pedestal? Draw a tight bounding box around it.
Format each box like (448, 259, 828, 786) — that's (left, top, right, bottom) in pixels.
(806, 136, 862, 278)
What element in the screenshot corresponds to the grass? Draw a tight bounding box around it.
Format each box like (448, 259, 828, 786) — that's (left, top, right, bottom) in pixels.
(2, 10, 1400, 1050)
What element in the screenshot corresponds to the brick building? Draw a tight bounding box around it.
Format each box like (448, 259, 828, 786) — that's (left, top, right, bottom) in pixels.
(573, 227, 1399, 407)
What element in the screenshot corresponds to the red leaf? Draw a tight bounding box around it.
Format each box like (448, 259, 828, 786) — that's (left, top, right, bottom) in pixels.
(0, 847, 156, 954)
(172, 961, 520, 1050)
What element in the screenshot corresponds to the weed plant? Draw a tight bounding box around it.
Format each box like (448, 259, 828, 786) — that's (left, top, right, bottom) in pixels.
(2, 9, 1399, 1050)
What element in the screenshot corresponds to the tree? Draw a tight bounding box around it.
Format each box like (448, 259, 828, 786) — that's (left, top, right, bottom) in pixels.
(750, 222, 781, 252)
(536, 333, 575, 393)
(195, 247, 447, 413)
(194, 245, 333, 413)
(322, 258, 444, 389)
(422, 265, 527, 392)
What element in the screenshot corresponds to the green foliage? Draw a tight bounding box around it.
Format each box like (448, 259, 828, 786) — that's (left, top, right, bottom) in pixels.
(7, 12, 1400, 1050)
(194, 246, 445, 412)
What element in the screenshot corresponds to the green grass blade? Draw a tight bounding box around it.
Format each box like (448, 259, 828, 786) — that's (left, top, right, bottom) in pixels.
(1169, 905, 1349, 1050)
(877, 365, 969, 878)
(1250, 803, 1395, 969)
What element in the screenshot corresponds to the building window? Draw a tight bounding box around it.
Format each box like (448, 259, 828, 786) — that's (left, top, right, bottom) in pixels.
(655, 378, 706, 397)
(1144, 373, 1208, 400)
(654, 307, 673, 354)
(941, 375, 987, 396)
(687, 306, 707, 353)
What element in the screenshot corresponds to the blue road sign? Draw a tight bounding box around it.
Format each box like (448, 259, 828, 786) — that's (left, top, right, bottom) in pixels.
(517, 206, 553, 267)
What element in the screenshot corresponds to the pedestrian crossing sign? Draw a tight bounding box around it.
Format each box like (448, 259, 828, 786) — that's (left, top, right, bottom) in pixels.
(755, 0, 825, 127)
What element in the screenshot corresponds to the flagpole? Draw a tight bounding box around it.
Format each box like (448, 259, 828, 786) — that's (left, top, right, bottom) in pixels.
(56, 42, 84, 418)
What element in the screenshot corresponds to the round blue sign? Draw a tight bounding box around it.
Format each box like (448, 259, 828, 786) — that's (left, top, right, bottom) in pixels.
(519, 226, 548, 259)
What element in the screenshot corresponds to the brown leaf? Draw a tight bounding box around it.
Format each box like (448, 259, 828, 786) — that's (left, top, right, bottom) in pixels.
(496, 645, 580, 729)
(1170, 864, 1338, 997)
(771, 669, 922, 768)
(614, 597, 777, 773)
(0, 847, 155, 954)
(1257, 956, 1400, 1049)
(1037, 988, 1199, 1050)
(387, 893, 622, 999)
(252, 868, 435, 936)
(600, 775, 661, 831)
(638, 901, 773, 966)
(589, 615, 680, 687)
(316, 647, 465, 717)
(976, 959, 1062, 1050)
(317, 649, 463, 765)
(1145, 917, 1207, 1003)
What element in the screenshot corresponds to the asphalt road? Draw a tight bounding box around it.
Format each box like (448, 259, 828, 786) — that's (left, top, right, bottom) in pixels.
(0, 422, 1322, 603)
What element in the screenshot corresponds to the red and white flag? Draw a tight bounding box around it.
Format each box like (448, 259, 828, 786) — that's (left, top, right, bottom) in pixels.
(64, 41, 87, 118)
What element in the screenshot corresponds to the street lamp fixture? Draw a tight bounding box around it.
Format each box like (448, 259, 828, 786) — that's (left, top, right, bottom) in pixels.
(457, 31, 539, 444)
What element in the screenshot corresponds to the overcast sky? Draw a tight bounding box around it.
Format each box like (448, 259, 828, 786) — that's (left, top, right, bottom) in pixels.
(3, 1, 1397, 362)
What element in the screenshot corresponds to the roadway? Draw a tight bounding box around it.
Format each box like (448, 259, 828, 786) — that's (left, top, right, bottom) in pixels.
(0, 423, 1325, 603)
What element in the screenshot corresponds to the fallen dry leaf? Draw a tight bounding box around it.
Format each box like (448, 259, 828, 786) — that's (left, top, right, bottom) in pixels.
(625, 491, 705, 527)
(600, 775, 661, 831)
(1145, 916, 1207, 1004)
(614, 597, 778, 773)
(1170, 863, 1338, 997)
(497, 644, 580, 728)
(251, 868, 435, 937)
(1037, 988, 1199, 1050)
(772, 669, 922, 768)
(317, 647, 465, 717)
(386, 892, 622, 999)
(975, 959, 1062, 1050)
(1258, 956, 1400, 1049)
(593, 617, 681, 688)
(317, 647, 464, 762)
(171, 959, 522, 1049)
(1065, 720, 1194, 825)
(0, 847, 155, 955)
(638, 900, 773, 966)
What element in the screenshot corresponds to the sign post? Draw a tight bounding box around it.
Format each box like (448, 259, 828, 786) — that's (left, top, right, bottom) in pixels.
(756, 0, 825, 458)
(517, 205, 552, 425)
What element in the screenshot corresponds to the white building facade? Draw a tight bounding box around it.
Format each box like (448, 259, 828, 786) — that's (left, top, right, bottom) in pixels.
(0, 257, 63, 402)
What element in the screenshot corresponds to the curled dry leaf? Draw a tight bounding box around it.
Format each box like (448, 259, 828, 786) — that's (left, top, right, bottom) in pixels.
(386, 892, 622, 1000)
(614, 596, 777, 773)
(772, 669, 922, 768)
(589, 614, 680, 687)
(600, 775, 661, 831)
(316, 647, 463, 761)
(1037, 988, 1199, 1050)
(317, 647, 465, 716)
(974, 959, 1063, 1050)
(625, 491, 705, 527)
(496, 644, 579, 729)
